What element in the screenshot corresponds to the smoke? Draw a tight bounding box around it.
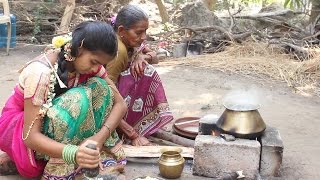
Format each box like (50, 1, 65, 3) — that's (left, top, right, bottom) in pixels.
(223, 86, 265, 111)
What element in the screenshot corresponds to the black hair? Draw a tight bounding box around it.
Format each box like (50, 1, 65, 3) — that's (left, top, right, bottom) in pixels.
(114, 5, 148, 31)
(55, 21, 118, 96)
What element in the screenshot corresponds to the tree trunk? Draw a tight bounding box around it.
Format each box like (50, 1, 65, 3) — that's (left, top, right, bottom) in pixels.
(122, 145, 194, 158)
(155, 0, 169, 23)
(202, 0, 217, 11)
(58, 0, 76, 33)
(118, 0, 131, 5)
(309, 0, 320, 24)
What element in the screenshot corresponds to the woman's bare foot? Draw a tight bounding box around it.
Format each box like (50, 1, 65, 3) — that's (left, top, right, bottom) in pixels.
(132, 136, 156, 146)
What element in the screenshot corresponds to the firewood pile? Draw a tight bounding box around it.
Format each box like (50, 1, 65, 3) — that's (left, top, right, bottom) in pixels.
(10, 1, 64, 39)
(150, 2, 320, 97)
(150, 2, 320, 61)
(10, 1, 320, 61)
(10, 0, 120, 43)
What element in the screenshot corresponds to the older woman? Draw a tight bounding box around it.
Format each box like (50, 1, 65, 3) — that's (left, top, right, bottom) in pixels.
(107, 5, 173, 146)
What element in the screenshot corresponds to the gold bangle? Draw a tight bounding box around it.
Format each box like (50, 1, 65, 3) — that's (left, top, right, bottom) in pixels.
(103, 124, 111, 137)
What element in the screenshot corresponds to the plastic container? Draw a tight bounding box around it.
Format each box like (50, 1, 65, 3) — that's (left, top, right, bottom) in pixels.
(0, 14, 16, 48)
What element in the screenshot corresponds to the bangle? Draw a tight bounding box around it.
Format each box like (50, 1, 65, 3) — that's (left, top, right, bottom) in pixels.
(62, 144, 79, 165)
(103, 123, 112, 137)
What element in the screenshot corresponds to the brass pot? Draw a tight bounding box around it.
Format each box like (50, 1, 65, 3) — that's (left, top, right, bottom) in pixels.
(216, 103, 266, 139)
(158, 147, 185, 179)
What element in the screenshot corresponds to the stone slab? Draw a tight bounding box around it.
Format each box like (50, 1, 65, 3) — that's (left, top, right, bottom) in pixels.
(260, 126, 284, 177)
(193, 135, 261, 179)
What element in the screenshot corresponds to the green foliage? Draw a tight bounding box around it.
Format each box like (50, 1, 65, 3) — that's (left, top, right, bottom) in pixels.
(33, 6, 43, 35)
(162, 22, 175, 32)
(284, 0, 303, 9)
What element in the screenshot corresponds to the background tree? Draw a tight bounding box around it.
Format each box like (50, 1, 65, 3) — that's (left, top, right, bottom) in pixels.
(309, 0, 320, 24)
(202, 0, 217, 11)
(155, 0, 169, 23)
(119, 0, 131, 5)
(59, 0, 76, 33)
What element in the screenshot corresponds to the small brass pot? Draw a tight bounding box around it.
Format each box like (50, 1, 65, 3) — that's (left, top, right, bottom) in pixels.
(158, 147, 185, 179)
(216, 104, 266, 139)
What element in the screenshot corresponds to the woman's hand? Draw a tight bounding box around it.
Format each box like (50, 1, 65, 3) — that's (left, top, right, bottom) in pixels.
(76, 140, 100, 169)
(131, 54, 149, 78)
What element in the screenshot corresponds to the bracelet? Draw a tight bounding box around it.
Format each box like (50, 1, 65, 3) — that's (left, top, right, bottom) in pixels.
(62, 144, 79, 165)
(103, 123, 112, 137)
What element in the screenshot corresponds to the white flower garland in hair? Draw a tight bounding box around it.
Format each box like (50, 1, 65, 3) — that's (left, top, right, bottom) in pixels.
(42, 63, 58, 109)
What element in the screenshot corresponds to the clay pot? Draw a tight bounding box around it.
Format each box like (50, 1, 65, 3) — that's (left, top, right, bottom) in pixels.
(158, 147, 185, 179)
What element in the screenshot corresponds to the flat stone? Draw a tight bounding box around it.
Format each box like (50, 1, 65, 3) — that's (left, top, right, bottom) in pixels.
(193, 135, 260, 179)
(260, 126, 284, 177)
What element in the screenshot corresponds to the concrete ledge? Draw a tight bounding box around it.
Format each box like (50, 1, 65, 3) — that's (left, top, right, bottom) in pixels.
(193, 135, 260, 179)
(260, 126, 284, 177)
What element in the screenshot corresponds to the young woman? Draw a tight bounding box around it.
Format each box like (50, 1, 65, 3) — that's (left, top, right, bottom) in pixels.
(107, 5, 174, 146)
(0, 21, 127, 179)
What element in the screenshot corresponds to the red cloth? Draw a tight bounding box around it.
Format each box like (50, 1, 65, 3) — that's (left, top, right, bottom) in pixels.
(118, 64, 173, 137)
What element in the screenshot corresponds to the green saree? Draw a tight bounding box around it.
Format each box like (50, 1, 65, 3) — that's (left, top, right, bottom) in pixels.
(40, 77, 126, 179)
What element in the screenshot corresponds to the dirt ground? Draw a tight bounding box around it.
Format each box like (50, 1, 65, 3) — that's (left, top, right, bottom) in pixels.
(0, 44, 320, 180)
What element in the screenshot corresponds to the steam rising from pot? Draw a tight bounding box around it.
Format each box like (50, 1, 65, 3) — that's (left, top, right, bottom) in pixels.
(223, 87, 263, 111)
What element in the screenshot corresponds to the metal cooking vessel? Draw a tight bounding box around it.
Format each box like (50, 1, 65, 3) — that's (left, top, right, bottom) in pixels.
(158, 147, 185, 179)
(216, 103, 266, 139)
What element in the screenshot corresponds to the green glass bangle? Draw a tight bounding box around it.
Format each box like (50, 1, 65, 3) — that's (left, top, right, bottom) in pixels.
(63, 144, 71, 164)
(70, 145, 78, 164)
(62, 144, 79, 165)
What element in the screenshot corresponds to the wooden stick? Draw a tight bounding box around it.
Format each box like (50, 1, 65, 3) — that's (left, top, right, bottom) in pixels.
(122, 145, 194, 158)
(174, 119, 199, 126)
(148, 136, 181, 146)
(154, 129, 195, 147)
